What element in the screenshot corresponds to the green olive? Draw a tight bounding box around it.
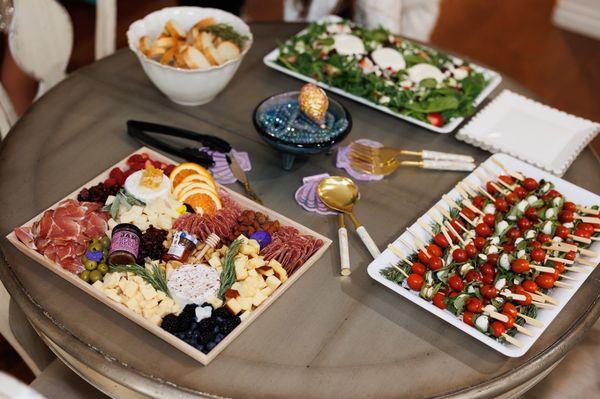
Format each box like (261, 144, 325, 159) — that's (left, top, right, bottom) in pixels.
(89, 270, 103, 283)
(97, 263, 109, 275)
(100, 236, 111, 249)
(89, 239, 103, 252)
(79, 270, 91, 283)
(83, 258, 97, 271)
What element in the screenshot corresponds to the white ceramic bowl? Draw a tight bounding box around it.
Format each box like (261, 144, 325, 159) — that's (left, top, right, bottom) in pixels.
(127, 7, 253, 106)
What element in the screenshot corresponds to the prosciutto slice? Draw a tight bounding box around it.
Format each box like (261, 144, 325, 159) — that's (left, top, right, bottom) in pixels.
(14, 199, 109, 273)
(261, 226, 323, 275)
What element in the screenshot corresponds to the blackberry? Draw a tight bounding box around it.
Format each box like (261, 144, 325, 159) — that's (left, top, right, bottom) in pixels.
(198, 317, 216, 332)
(139, 226, 168, 261)
(77, 182, 119, 204)
(212, 307, 230, 319)
(160, 314, 180, 333)
(197, 330, 214, 345)
(176, 305, 197, 332)
(221, 317, 240, 335)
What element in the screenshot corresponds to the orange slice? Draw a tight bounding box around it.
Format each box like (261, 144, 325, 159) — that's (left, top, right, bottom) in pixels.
(173, 181, 217, 200)
(169, 162, 214, 188)
(179, 173, 216, 190)
(180, 188, 222, 215)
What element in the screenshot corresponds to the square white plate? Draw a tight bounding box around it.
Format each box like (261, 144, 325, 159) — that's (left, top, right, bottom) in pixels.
(456, 90, 600, 176)
(263, 17, 502, 134)
(367, 153, 600, 357)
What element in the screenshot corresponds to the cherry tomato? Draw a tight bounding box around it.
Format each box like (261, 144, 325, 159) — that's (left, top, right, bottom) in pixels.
(506, 193, 519, 204)
(460, 208, 475, 221)
(448, 291, 459, 298)
(559, 210, 574, 223)
(563, 201, 577, 211)
(483, 213, 496, 227)
(487, 182, 498, 195)
(513, 185, 527, 199)
(503, 314, 516, 329)
(411, 262, 427, 276)
(488, 254, 500, 267)
(523, 177, 539, 191)
(530, 248, 546, 263)
(428, 256, 444, 271)
(466, 270, 483, 283)
(511, 259, 530, 273)
(577, 223, 594, 235)
(553, 262, 565, 274)
(482, 274, 495, 285)
(463, 311, 475, 326)
(499, 175, 516, 185)
(452, 248, 468, 263)
(467, 298, 484, 313)
(481, 263, 495, 276)
(451, 219, 465, 232)
(475, 222, 492, 237)
(517, 217, 532, 231)
(433, 292, 446, 309)
(491, 321, 506, 337)
(535, 273, 555, 289)
(502, 243, 515, 253)
(469, 237, 484, 252)
(506, 227, 521, 241)
(503, 302, 518, 318)
(433, 233, 449, 248)
(545, 189, 562, 200)
(516, 291, 532, 306)
(480, 285, 499, 299)
(472, 196, 485, 210)
(465, 243, 478, 258)
(528, 240, 542, 249)
(565, 251, 577, 261)
(574, 228, 592, 239)
(522, 280, 538, 293)
(407, 274, 425, 291)
(495, 197, 508, 212)
(555, 225, 570, 239)
(427, 112, 444, 127)
(426, 244, 443, 258)
(537, 233, 551, 244)
(417, 250, 430, 265)
(525, 207, 539, 222)
(448, 275, 465, 291)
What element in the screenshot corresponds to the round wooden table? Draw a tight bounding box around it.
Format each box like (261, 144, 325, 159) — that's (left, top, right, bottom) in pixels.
(1, 23, 599, 399)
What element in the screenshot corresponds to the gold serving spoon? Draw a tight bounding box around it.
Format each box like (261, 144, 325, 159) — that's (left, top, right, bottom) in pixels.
(318, 176, 381, 261)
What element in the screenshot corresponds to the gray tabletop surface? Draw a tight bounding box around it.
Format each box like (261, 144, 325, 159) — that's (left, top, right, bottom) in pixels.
(1, 23, 599, 399)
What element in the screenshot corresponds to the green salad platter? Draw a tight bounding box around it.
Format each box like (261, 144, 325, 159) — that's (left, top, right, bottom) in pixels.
(263, 16, 501, 133)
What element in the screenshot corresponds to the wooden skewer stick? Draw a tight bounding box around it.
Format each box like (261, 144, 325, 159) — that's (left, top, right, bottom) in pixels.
(481, 164, 517, 191)
(589, 236, 600, 242)
(554, 281, 573, 288)
(550, 242, 597, 258)
(427, 212, 458, 250)
(518, 313, 543, 328)
(392, 263, 410, 278)
(416, 219, 435, 238)
(454, 187, 485, 216)
(595, 228, 600, 233)
(530, 264, 555, 273)
(545, 255, 574, 265)
(406, 228, 430, 255)
(484, 309, 509, 323)
(491, 157, 525, 181)
(529, 292, 549, 303)
(577, 206, 599, 216)
(437, 201, 473, 231)
(398, 237, 418, 254)
(388, 244, 413, 266)
(502, 333, 523, 348)
(514, 324, 534, 337)
(532, 301, 556, 309)
(474, 169, 509, 196)
(535, 291, 559, 305)
(577, 258, 598, 267)
(558, 273, 578, 281)
(565, 265, 587, 273)
(463, 179, 496, 201)
(568, 234, 592, 245)
(574, 215, 600, 224)
(500, 291, 527, 302)
(458, 181, 478, 198)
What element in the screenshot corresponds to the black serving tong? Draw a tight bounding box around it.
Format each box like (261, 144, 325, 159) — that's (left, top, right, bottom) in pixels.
(126, 120, 231, 167)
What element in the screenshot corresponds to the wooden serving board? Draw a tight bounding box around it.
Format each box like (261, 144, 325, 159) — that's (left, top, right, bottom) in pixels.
(6, 147, 332, 365)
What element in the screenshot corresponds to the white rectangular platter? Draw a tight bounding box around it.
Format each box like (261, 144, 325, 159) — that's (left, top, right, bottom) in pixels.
(263, 17, 502, 134)
(367, 153, 599, 357)
(6, 147, 332, 365)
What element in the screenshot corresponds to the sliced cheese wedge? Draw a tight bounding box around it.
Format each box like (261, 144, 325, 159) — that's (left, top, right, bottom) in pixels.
(407, 63, 445, 83)
(371, 47, 406, 72)
(333, 34, 365, 56)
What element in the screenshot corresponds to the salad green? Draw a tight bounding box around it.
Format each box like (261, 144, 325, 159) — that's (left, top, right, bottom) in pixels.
(276, 20, 489, 127)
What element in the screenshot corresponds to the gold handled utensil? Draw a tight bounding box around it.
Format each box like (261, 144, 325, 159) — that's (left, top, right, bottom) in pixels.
(317, 176, 381, 259)
(349, 157, 476, 175)
(351, 142, 475, 165)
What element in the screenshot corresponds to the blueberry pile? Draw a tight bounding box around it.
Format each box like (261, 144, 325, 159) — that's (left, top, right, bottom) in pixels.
(161, 305, 241, 354)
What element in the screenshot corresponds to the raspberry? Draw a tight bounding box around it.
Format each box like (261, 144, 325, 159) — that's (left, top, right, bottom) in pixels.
(164, 164, 175, 175)
(127, 154, 144, 165)
(104, 178, 118, 187)
(109, 167, 124, 180)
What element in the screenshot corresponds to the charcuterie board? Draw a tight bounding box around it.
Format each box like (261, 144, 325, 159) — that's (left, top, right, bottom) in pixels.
(368, 153, 600, 357)
(7, 147, 331, 365)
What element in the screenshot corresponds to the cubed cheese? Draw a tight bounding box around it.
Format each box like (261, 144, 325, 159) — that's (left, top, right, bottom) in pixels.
(123, 281, 139, 298)
(266, 275, 282, 291)
(240, 244, 259, 257)
(257, 267, 274, 276)
(140, 285, 156, 301)
(252, 291, 268, 307)
(238, 282, 257, 298)
(208, 256, 222, 269)
(104, 288, 122, 303)
(206, 295, 223, 309)
(260, 287, 273, 297)
(235, 262, 248, 280)
(237, 296, 253, 311)
(247, 269, 258, 277)
(91, 280, 104, 291)
(247, 257, 266, 269)
(226, 298, 242, 315)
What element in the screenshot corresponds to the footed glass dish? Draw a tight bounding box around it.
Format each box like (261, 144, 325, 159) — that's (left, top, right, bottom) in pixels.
(253, 91, 352, 170)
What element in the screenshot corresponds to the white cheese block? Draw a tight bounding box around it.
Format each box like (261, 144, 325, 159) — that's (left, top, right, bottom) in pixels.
(124, 170, 171, 203)
(371, 47, 406, 72)
(333, 34, 365, 55)
(407, 63, 445, 83)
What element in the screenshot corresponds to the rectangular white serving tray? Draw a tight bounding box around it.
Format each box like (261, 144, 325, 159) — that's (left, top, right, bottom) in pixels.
(6, 147, 332, 365)
(263, 16, 502, 134)
(367, 153, 600, 357)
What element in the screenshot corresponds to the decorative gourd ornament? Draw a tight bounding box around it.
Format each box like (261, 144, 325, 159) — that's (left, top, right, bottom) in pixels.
(298, 83, 328, 128)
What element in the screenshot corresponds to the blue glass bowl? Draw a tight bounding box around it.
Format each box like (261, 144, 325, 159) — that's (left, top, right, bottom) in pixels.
(253, 91, 352, 170)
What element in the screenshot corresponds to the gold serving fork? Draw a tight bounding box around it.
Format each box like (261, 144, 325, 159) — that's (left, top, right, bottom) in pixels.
(350, 142, 475, 166)
(349, 156, 476, 175)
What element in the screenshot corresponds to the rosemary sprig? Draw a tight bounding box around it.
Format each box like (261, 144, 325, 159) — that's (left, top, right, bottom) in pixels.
(218, 238, 243, 299)
(109, 263, 170, 296)
(199, 24, 249, 48)
(102, 189, 145, 219)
